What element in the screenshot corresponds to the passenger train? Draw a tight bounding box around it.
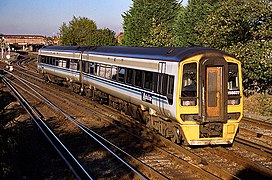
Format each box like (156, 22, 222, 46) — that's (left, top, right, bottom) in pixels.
(37, 46, 243, 145)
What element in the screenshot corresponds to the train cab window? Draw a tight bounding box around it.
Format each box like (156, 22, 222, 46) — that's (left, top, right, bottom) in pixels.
(118, 67, 125, 82)
(144, 71, 153, 90)
(111, 66, 118, 80)
(126, 68, 134, 85)
(135, 70, 143, 87)
(228, 63, 240, 105)
(228, 63, 239, 91)
(181, 63, 197, 106)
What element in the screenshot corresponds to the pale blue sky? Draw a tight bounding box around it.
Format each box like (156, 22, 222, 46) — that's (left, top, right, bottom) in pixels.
(0, 0, 187, 36)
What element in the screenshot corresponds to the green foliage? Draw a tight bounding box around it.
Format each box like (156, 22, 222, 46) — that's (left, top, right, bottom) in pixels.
(141, 19, 174, 47)
(174, 0, 219, 47)
(122, 0, 180, 47)
(197, 0, 272, 91)
(60, 16, 97, 46)
(59, 16, 117, 46)
(87, 28, 117, 46)
(173, 0, 271, 92)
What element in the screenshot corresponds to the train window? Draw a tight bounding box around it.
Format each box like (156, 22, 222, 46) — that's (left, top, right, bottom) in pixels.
(84, 62, 89, 73)
(46, 56, 49, 64)
(118, 67, 125, 82)
(70, 60, 78, 70)
(41, 56, 45, 63)
(158, 74, 168, 95)
(167, 75, 175, 105)
(99, 64, 106, 78)
(56, 60, 60, 67)
(90, 63, 95, 74)
(181, 63, 197, 106)
(105, 65, 112, 79)
(111, 66, 118, 80)
(62, 60, 67, 68)
(167, 75, 175, 95)
(144, 71, 153, 90)
(126, 68, 134, 85)
(228, 63, 240, 105)
(66, 59, 70, 68)
(82, 61, 86, 72)
(52, 58, 56, 65)
(135, 70, 143, 87)
(94, 63, 99, 75)
(228, 63, 239, 91)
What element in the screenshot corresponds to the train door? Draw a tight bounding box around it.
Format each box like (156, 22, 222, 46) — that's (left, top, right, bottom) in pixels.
(199, 57, 228, 123)
(206, 66, 223, 119)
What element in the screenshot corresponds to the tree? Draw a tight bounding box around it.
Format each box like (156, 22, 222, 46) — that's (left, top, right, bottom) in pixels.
(141, 18, 174, 47)
(198, 0, 272, 92)
(122, 0, 180, 47)
(60, 16, 118, 46)
(87, 28, 117, 46)
(59, 16, 97, 46)
(173, 0, 219, 47)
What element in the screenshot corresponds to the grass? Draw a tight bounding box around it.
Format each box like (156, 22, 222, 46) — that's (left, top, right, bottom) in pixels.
(243, 93, 272, 117)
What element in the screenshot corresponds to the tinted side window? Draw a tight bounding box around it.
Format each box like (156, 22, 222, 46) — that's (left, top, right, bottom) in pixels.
(144, 71, 153, 90)
(118, 67, 125, 82)
(105, 65, 112, 79)
(158, 74, 168, 96)
(135, 70, 143, 87)
(99, 64, 106, 78)
(111, 66, 118, 80)
(126, 68, 134, 85)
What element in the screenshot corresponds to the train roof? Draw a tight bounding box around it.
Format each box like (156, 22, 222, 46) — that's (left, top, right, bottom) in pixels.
(40, 46, 233, 62)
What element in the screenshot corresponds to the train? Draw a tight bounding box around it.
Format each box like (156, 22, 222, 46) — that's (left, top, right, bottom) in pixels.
(37, 46, 243, 145)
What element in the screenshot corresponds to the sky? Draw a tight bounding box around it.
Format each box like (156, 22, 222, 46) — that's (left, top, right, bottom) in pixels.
(0, 0, 188, 36)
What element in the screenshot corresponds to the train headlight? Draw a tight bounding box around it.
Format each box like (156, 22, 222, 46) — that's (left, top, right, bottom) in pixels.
(227, 99, 240, 105)
(182, 100, 196, 106)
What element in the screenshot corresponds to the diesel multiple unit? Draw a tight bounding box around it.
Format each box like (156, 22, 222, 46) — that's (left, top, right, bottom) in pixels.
(37, 46, 243, 145)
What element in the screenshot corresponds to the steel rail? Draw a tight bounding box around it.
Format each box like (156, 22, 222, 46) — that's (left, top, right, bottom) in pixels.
(0, 75, 93, 180)
(235, 137, 272, 154)
(4, 71, 150, 180)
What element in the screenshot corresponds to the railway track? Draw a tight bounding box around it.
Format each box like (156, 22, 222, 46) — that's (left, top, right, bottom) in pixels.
(1, 57, 272, 179)
(0, 60, 222, 179)
(1, 73, 163, 179)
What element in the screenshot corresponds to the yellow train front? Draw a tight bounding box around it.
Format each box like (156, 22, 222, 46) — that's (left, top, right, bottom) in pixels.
(176, 52, 243, 145)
